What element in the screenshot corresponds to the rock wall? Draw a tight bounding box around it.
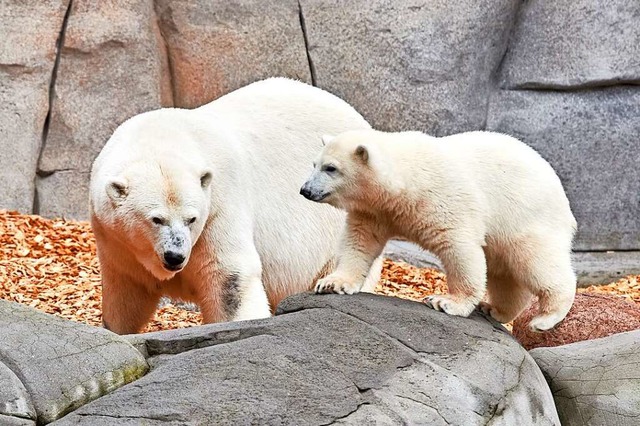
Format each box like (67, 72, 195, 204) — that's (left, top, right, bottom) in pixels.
(1, 0, 638, 251)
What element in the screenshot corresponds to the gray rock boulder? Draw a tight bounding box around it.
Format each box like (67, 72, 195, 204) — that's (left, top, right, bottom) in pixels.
(0, 415, 35, 426)
(278, 294, 560, 425)
(531, 330, 640, 426)
(0, 0, 70, 214)
(0, 300, 148, 424)
(59, 293, 559, 425)
(500, 0, 640, 89)
(487, 87, 640, 250)
(36, 0, 172, 219)
(302, 0, 520, 135)
(0, 362, 35, 425)
(155, 0, 311, 109)
(57, 334, 370, 425)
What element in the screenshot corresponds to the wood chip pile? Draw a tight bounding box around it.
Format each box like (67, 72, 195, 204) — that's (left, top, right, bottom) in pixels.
(1, 210, 639, 333)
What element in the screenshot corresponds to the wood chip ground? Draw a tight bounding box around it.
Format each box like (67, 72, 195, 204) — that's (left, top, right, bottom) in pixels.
(1, 210, 638, 333)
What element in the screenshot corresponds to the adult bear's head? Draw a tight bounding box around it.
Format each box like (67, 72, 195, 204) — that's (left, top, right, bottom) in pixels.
(91, 109, 215, 280)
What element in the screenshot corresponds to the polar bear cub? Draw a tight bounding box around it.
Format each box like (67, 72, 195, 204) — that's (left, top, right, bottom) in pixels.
(300, 129, 577, 331)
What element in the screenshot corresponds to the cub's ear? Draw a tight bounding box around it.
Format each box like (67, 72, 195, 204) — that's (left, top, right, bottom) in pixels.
(200, 170, 213, 188)
(106, 178, 128, 201)
(355, 145, 369, 163)
(321, 134, 334, 146)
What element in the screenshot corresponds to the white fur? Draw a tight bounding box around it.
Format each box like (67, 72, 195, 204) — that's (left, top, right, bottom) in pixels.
(304, 129, 577, 332)
(90, 78, 381, 334)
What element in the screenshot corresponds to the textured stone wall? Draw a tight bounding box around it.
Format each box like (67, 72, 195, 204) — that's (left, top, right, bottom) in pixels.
(1, 0, 638, 251)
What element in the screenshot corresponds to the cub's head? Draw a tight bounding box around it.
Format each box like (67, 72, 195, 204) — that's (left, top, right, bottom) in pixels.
(100, 162, 213, 280)
(300, 130, 390, 210)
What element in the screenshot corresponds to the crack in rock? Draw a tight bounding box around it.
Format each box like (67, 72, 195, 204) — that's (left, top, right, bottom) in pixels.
(485, 354, 527, 425)
(395, 394, 451, 425)
(151, 0, 177, 106)
(298, 0, 316, 86)
(75, 412, 185, 423)
(33, 0, 73, 213)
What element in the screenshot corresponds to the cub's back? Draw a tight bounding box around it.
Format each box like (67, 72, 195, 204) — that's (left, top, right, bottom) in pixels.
(440, 131, 575, 235)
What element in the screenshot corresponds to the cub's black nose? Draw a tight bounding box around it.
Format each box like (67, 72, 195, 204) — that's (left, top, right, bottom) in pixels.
(300, 186, 312, 200)
(164, 251, 185, 267)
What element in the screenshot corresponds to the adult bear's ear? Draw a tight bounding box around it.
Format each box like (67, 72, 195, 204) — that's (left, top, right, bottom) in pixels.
(200, 170, 213, 188)
(106, 178, 129, 201)
(321, 134, 334, 146)
(354, 145, 369, 163)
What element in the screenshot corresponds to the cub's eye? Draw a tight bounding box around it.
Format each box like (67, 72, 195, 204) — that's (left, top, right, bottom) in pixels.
(187, 217, 197, 225)
(151, 217, 164, 225)
(322, 164, 337, 173)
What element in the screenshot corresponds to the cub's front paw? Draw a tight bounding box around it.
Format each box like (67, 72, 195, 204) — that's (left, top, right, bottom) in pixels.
(423, 295, 476, 317)
(315, 275, 362, 295)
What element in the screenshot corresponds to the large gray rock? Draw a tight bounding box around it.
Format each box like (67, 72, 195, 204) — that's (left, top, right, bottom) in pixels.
(531, 330, 640, 426)
(302, 0, 520, 135)
(0, 300, 148, 424)
(36, 0, 171, 219)
(500, 0, 640, 89)
(56, 334, 367, 426)
(135, 307, 415, 391)
(155, 0, 311, 109)
(0, 361, 35, 425)
(348, 345, 546, 424)
(0, 0, 70, 213)
(61, 294, 559, 425)
(487, 87, 640, 250)
(57, 307, 413, 425)
(279, 295, 560, 425)
(0, 415, 35, 426)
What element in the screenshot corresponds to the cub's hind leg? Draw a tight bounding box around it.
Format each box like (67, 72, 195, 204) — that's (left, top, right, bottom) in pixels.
(524, 256, 576, 332)
(512, 235, 576, 332)
(479, 272, 533, 324)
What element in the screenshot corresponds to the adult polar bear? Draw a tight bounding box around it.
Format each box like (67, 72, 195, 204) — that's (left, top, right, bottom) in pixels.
(90, 78, 381, 334)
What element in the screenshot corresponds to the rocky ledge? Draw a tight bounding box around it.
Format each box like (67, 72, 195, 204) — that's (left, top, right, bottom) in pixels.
(1, 294, 638, 425)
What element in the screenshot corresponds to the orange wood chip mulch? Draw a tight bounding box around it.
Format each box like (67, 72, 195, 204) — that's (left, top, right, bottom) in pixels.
(0, 210, 201, 332)
(1, 209, 639, 333)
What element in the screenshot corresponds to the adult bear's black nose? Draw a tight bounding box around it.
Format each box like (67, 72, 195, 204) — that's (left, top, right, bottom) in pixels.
(164, 251, 185, 267)
(300, 186, 312, 200)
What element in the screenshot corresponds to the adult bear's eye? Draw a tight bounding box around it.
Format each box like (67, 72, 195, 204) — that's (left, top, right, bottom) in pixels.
(152, 217, 164, 225)
(322, 164, 337, 173)
(187, 217, 197, 225)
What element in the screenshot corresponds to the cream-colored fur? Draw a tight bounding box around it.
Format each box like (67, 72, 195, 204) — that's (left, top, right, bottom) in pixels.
(301, 129, 577, 331)
(90, 78, 381, 334)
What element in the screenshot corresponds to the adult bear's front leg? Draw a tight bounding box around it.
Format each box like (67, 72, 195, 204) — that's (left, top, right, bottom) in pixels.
(194, 263, 271, 324)
(191, 215, 272, 323)
(101, 269, 161, 335)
